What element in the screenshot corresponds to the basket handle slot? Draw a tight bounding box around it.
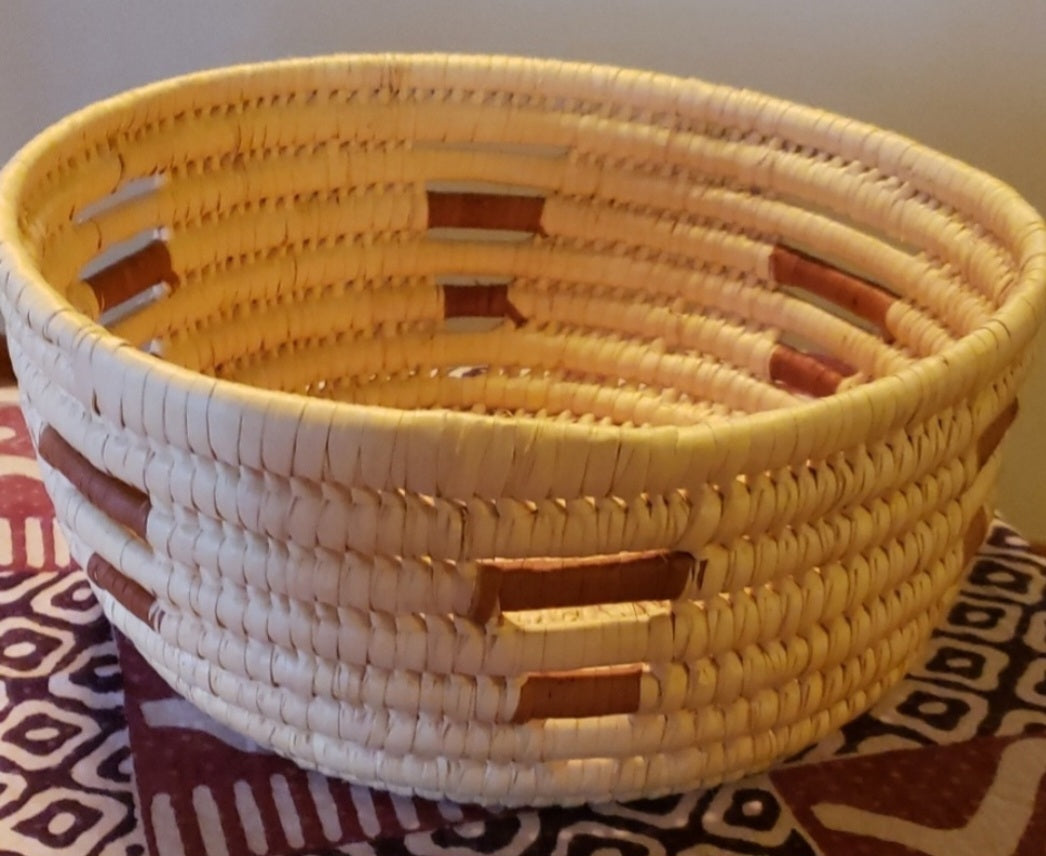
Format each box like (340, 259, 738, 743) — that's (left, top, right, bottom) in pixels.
(469, 550, 694, 622)
(771, 245, 896, 333)
(769, 343, 851, 397)
(74, 174, 163, 225)
(85, 238, 179, 314)
(87, 553, 158, 629)
(427, 190, 546, 235)
(37, 426, 151, 539)
(512, 665, 642, 722)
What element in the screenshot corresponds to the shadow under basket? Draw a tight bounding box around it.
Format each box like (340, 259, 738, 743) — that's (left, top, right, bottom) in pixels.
(1, 54, 1044, 806)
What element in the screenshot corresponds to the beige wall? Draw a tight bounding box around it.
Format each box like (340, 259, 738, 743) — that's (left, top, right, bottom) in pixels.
(2, 0, 1044, 535)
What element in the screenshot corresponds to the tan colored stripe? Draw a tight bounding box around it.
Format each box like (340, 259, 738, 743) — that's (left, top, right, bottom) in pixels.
(769, 344, 847, 397)
(86, 553, 157, 628)
(192, 786, 231, 856)
(38, 426, 151, 538)
(85, 239, 178, 312)
(427, 191, 546, 234)
(150, 793, 187, 856)
(770, 245, 896, 330)
(469, 550, 694, 622)
(0, 520, 11, 565)
(977, 399, 1019, 466)
(269, 775, 305, 849)
(233, 781, 269, 855)
(306, 773, 343, 842)
(443, 283, 526, 325)
(513, 666, 642, 722)
(24, 518, 44, 568)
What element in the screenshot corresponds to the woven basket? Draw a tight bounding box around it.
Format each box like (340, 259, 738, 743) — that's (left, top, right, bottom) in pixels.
(1, 54, 1044, 806)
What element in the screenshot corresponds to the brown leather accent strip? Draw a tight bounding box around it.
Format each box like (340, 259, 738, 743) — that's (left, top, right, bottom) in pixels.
(444, 283, 508, 317)
(469, 550, 693, 622)
(427, 191, 546, 234)
(38, 426, 150, 538)
(443, 283, 526, 325)
(0, 334, 14, 385)
(512, 665, 642, 722)
(963, 507, 989, 567)
(87, 553, 157, 628)
(977, 399, 1019, 466)
(468, 564, 504, 623)
(86, 239, 178, 312)
(771, 246, 896, 330)
(769, 345, 847, 397)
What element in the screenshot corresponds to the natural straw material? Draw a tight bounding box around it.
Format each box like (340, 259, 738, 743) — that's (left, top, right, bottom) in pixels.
(1, 55, 1044, 806)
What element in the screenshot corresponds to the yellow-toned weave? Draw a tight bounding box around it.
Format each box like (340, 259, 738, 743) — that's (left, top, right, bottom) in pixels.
(1, 54, 1044, 805)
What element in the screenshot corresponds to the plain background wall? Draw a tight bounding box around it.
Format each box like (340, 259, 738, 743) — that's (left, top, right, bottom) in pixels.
(1, 0, 1044, 535)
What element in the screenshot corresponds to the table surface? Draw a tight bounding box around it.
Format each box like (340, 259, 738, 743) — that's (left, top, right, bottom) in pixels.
(1, 382, 1044, 856)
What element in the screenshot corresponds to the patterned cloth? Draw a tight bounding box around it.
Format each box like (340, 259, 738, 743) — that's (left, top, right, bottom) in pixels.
(1, 384, 1044, 856)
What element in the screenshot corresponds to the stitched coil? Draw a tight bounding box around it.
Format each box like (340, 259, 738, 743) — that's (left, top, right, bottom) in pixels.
(0, 54, 1043, 806)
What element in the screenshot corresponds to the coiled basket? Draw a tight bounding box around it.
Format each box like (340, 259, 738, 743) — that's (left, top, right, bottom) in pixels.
(1, 55, 1044, 806)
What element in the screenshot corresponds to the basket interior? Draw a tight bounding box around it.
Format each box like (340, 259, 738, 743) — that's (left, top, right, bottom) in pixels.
(11, 57, 1024, 429)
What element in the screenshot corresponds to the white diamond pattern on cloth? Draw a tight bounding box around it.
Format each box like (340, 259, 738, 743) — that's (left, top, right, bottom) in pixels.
(0, 571, 144, 855)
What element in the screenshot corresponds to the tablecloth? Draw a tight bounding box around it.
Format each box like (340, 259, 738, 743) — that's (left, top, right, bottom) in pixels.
(1, 383, 1044, 856)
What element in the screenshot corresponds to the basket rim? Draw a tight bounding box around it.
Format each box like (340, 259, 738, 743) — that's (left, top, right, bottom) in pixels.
(2, 53, 1044, 480)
